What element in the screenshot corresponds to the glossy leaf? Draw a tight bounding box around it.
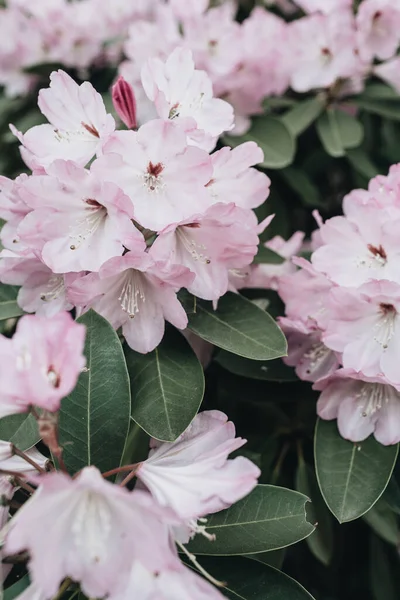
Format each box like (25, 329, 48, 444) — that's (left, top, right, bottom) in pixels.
(125, 327, 204, 442)
(370, 535, 400, 600)
(314, 419, 398, 523)
(0, 413, 39, 451)
(187, 484, 315, 555)
(4, 576, 30, 600)
(245, 549, 285, 570)
(282, 96, 325, 136)
(316, 108, 364, 157)
(224, 116, 296, 169)
(363, 498, 399, 546)
(354, 97, 400, 121)
(216, 351, 297, 382)
(185, 292, 287, 361)
(58, 310, 131, 475)
(280, 167, 322, 207)
(186, 557, 315, 600)
(0, 284, 23, 321)
(295, 462, 334, 566)
(346, 147, 380, 179)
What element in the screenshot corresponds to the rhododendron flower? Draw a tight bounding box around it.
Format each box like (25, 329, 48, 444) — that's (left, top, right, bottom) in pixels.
(0, 174, 30, 224)
(323, 280, 400, 385)
(315, 369, 400, 445)
(92, 120, 213, 231)
(0, 250, 81, 317)
(246, 231, 305, 291)
(141, 47, 234, 151)
(280, 317, 340, 382)
(5, 467, 177, 598)
(294, 0, 352, 13)
(0, 312, 85, 417)
(151, 203, 259, 301)
(136, 410, 260, 520)
(356, 0, 400, 62)
(169, 0, 209, 21)
(109, 559, 225, 600)
(68, 252, 193, 354)
(289, 11, 361, 93)
(11, 70, 115, 169)
(18, 160, 145, 273)
(374, 57, 400, 94)
(206, 142, 270, 210)
(112, 76, 138, 130)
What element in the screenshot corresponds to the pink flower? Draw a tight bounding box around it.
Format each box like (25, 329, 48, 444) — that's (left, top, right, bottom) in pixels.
(112, 76, 138, 130)
(136, 410, 260, 521)
(150, 203, 259, 301)
(0, 312, 85, 417)
(315, 369, 400, 445)
(280, 317, 340, 383)
(374, 57, 400, 94)
(92, 120, 213, 231)
(289, 11, 361, 93)
(68, 252, 193, 354)
(11, 70, 115, 169)
(0, 251, 77, 317)
(18, 160, 145, 273)
(141, 47, 234, 151)
(323, 280, 400, 385)
(109, 559, 225, 600)
(169, 0, 209, 21)
(311, 204, 400, 288)
(246, 231, 305, 292)
(294, 0, 352, 13)
(206, 142, 270, 210)
(356, 0, 400, 62)
(0, 174, 30, 224)
(5, 467, 177, 598)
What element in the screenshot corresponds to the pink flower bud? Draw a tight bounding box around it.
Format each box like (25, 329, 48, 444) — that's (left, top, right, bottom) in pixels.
(112, 76, 137, 129)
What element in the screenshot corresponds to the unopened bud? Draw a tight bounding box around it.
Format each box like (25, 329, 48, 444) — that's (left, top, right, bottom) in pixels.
(112, 76, 137, 130)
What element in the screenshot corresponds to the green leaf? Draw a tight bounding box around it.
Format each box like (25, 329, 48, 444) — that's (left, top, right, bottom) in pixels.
(216, 351, 297, 382)
(254, 245, 285, 265)
(245, 549, 285, 570)
(185, 292, 287, 361)
(316, 108, 364, 157)
(0, 284, 23, 320)
(346, 147, 380, 179)
(4, 575, 30, 600)
(281, 96, 325, 136)
(354, 97, 400, 121)
(224, 116, 296, 169)
(186, 557, 315, 600)
(360, 83, 400, 100)
(125, 327, 204, 442)
(370, 535, 400, 600)
(0, 413, 39, 451)
(186, 484, 315, 555)
(280, 167, 322, 207)
(382, 475, 400, 515)
(58, 310, 131, 475)
(295, 462, 334, 566)
(363, 498, 399, 546)
(314, 419, 398, 523)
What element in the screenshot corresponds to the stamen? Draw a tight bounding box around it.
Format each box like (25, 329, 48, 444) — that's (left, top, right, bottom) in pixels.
(356, 383, 388, 417)
(177, 226, 211, 264)
(143, 162, 165, 193)
(68, 200, 107, 249)
(40, 275, 65, 302)
(373, 303, 397, 349)
(118, 271, 146, 318)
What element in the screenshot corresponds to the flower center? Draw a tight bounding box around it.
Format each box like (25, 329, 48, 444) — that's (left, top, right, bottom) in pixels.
(177, 225, 211, 264)
(72, 491, 111, 564)
(47, 365, 60, 388)
(118, 270, 146, 318)
(143, 162, 164, 193)
(367, 243, 387, 265)
(373, 303, 397, 349)
(40, 275, 65, 302)
(69, 199, 107, 250)
(303, 342, 330, 372)
(356, 382, 388, 417)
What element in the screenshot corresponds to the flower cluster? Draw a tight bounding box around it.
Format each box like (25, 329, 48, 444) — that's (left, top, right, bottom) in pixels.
(0, 311, 259, 599)
(277, 166, 400, 446)
(0, 50, 270, 354)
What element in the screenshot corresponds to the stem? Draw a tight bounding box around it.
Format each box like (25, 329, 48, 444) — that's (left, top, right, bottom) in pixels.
(271, 442, 290, 485)
(176, 541, 226, 588)
(52, 578, 72, 600)
(12, 445, 46, 473)
(119, 468, 138, 487)
(102, 464, 139, 479)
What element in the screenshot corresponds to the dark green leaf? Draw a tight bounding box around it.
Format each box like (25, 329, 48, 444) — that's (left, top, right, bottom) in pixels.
(58, 310, 131, 475)
(370, 535, 400, 600)
(125, 327, 204, 442)
(245, 549, 285, 570)
(186, 557, 315, 600)
(185, 292, 287, 361)
(295, 462, 334, 566)
(354, 97, 400, 121)
(187, 484, 315, 555)
(363, 498, 399, 546)
(316, 108, 364, 157)
(254, 245, 285, 265)
(346, 147, 380, 179)
(282, 96, 325, 136)
(224, 116, 296, 169)
(314, 419, 398, 523)
(0, 413, 39, 451)
(4, 575, 30, 600)
(280, 167, 322, 207)
(360, 83, 400, 100)
(0, 285, 23, 321)
(216, 351, 297, 382)
(382, 475, 400, 515)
